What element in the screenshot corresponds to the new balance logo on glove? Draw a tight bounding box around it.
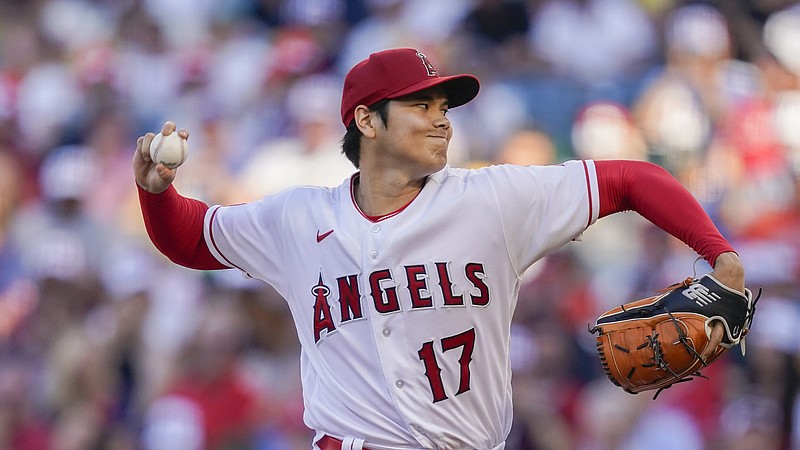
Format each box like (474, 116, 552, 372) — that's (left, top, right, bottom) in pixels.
(682, 284, 722, 307)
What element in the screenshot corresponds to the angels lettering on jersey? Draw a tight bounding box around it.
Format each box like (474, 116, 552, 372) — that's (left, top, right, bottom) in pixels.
(311, 262, 490, 343)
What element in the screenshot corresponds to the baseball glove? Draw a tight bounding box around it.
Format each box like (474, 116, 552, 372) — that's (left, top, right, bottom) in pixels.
(590, 274, 758, 398)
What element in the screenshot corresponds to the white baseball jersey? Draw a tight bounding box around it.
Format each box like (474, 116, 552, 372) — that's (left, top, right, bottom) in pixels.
(204, 161, 600, 449)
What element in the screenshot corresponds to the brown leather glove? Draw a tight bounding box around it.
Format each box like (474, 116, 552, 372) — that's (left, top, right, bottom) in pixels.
(590, 275, 758, 398)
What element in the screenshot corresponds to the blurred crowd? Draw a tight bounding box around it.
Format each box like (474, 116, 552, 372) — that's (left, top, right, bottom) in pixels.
(0, 0, 799, 449)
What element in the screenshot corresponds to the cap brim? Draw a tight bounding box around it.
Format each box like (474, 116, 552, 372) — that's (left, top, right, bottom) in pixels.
(387, 74, 480, 109)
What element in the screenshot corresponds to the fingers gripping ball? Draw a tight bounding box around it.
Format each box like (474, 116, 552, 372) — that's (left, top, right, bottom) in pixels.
(149, 133, 188, 169)
(590, 275, 759, 398)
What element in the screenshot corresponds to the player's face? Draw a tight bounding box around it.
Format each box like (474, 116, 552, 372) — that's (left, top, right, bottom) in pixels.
(376, 86, 453, 177)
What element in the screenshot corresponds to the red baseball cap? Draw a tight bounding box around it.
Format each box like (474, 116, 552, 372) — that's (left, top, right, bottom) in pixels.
(340, 48, 480, 127)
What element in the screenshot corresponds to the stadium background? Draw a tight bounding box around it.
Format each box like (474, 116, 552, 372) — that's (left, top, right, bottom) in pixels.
(0, 0, 799, 448)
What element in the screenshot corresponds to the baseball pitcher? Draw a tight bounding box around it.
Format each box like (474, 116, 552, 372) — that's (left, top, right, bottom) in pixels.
(133, 48, 748, 449)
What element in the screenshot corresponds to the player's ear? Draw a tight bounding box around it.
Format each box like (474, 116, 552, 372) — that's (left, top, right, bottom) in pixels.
(354, 105, 377, 138)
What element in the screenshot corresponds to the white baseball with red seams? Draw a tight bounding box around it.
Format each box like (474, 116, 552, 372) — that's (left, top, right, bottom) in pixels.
(203, 161, 600, 449)
(149, 132, 189, 169)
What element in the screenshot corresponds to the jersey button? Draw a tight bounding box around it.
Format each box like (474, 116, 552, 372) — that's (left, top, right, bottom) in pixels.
(382, 328, 391, 337)
(371, 225, 381, 233)
(395, 380, 404, 388)
(370, 250, 378, 259)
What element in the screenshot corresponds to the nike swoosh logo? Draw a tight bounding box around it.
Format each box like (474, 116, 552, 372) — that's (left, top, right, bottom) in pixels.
(316, 229, 334, 242)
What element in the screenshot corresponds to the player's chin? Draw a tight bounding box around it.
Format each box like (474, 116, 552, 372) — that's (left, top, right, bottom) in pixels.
(416, 156, 447, 178)
(429, 150, 448, 171)
(430, 142, 449, 158)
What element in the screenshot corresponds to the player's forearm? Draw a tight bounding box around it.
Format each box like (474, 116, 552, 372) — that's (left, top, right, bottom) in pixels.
(137, 184, 226, 270)
(595, 160, 735, 267)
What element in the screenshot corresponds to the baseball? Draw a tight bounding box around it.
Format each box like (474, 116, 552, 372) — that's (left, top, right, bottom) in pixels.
(149, 132, 188, 169)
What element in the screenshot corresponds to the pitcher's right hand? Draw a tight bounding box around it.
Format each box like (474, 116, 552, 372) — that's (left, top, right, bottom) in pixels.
(133, 121, 188, 194)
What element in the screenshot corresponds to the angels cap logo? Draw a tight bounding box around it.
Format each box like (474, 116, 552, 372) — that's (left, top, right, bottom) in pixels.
(416, 51, 438, 77)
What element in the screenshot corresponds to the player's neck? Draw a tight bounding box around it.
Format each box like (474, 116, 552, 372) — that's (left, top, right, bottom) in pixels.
(354, 170, 426, 217)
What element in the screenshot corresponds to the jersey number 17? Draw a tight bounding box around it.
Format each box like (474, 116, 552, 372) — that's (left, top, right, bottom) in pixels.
(417, 327, 476, 403)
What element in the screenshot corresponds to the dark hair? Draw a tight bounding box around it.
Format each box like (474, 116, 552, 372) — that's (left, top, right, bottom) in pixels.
(340, 99, 390, 168)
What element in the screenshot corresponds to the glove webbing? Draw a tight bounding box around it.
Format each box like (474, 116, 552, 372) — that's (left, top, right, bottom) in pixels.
(652, 311, 710, 398)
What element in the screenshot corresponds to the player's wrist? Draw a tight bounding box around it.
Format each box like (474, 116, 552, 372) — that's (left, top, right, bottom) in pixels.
(711, 251, 744, 293)
(136, 180, 172, 196)
(135, 179, 152, 192)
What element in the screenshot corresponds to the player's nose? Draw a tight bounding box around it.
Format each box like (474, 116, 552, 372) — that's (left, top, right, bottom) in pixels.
(433, 113, 450, 130)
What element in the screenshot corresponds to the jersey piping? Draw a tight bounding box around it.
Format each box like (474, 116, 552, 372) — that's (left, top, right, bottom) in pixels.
(583, 159, 600, 228)
(205, 204, 250, 276)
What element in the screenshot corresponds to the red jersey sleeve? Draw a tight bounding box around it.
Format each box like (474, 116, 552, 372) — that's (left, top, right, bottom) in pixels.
(595, 160, 735, 267)
(137, 184, 227, 270)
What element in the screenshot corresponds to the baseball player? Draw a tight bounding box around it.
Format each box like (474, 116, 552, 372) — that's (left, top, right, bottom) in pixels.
(133, 48, 745, 449)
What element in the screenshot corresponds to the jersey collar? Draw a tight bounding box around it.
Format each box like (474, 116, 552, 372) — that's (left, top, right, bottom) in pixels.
(348, 167, 448, 222)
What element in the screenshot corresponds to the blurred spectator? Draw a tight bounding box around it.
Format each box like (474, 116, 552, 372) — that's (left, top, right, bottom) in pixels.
(95, 242, 160, 423)
(708, 4, 800, 236)
(335, 0, 420, 74)
(458, 0, 532, 76)
(142, 296, 264, 450)
(719, 391, 785, 450)
(336, 0, 472, 75)
(632, 3, 761, 173)
(16, 56, 85, 156)
(495, 127, 557, 167)
(715, 0, 797, 63)
(80, 112, 141, 228)
(508, 247, 596, 450)
(113, 6, 184, 130)
(507, 321, 579, 450)
(10, 145, 108, 283)
(574, 380, 705, 450)
(762, 4, 800, 77)
(528, 0, 658, 86)
(237, 74, 356, 200)
(448, 81, 531, 163)
(570, 101, 647, 161)
(0, 361, 52, 450)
